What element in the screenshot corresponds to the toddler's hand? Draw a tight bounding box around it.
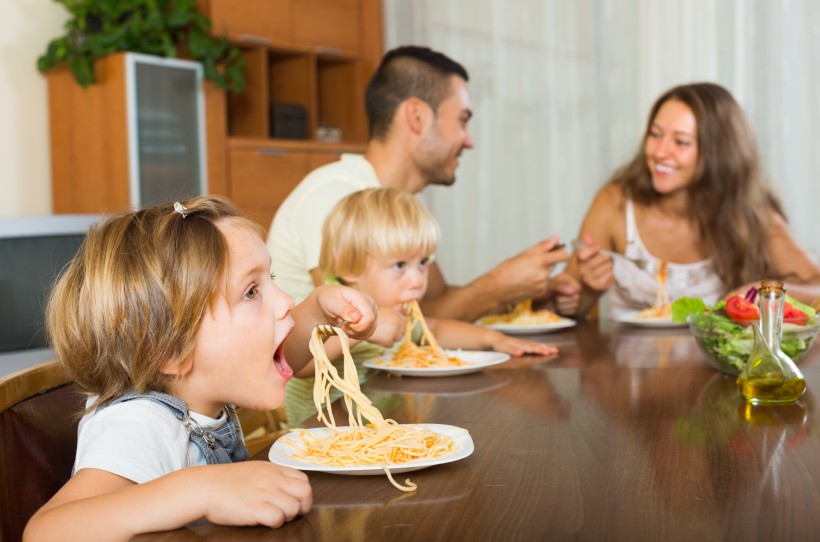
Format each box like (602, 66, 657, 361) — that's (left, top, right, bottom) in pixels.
(490, 333, 558, 358)
(203, 462, 312, 528)
(365, 307, 406, 347)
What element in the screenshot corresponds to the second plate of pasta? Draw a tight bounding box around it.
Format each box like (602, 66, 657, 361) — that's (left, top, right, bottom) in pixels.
(482, 319, 576, 335)
(363, 350, 511, 377)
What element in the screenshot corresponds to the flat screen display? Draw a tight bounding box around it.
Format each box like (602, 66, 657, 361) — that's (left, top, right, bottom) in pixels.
(0, 216, 98, 361)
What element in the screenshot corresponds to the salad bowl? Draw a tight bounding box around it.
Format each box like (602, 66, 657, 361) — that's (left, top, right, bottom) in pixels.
(688, 313, 819, 375)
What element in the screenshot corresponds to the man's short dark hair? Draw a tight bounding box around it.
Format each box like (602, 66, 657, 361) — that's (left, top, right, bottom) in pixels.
(365, 46, 469, 140)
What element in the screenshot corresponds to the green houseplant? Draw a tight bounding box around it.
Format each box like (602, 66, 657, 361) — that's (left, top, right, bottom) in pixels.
(37, 0, 245, 92)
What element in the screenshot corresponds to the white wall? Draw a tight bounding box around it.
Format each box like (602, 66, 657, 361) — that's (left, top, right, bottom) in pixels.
(384, 0, 820, 285)
(0, 0, 67, 217)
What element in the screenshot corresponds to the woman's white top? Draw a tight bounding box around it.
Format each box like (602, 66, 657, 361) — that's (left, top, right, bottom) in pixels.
(608, 199, 724, 319)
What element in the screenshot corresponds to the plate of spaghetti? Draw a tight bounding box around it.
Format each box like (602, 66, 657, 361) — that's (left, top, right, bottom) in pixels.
(269, 423, 474, 476)
(361, 300, 510, 376)
(612, 311, 686, 328)
(364, 349, 511, 377)
(270, 324, 473, 491)
(612, 261, 684, 327)
(477, 300, 575, 334)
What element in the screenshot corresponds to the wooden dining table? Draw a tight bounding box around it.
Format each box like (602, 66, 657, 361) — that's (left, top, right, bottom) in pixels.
(135, 318, 820, 541)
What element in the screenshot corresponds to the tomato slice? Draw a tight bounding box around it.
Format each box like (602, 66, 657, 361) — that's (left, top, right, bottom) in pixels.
(725, 295, 760, 322)
(783, 302, 809, 325)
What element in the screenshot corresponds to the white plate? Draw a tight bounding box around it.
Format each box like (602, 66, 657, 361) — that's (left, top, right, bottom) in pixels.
(269, 423, 474, 475)
(482, 318, 576, 335)
(613, 311, 687, 328)
(362, 350, 510, 377)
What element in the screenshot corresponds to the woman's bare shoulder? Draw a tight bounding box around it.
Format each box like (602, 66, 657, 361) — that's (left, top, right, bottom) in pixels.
(588, 183, 627, 217)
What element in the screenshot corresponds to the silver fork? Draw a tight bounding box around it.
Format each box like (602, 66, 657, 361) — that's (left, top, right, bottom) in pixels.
(571, 239, 656, 274)
(316, 324, 340, 337)
(315, 321, 351, 337)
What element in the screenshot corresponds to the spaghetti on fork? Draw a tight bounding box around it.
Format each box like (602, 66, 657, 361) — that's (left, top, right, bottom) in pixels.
(636, 260, 672, 319)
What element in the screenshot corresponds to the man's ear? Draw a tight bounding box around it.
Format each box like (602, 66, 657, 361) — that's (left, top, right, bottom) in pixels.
(160, 356, 193, 377)
(402, 98, 430, 134)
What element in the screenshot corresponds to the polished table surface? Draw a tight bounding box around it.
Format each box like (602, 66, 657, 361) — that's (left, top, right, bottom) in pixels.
(136, 319, 820, 541)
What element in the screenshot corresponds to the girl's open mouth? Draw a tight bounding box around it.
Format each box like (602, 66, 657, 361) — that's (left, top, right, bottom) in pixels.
(274, 340, 293, 380)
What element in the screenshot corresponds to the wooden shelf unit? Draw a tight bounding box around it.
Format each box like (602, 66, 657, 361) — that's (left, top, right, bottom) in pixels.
(49, 0, 382, 231)
(202, 0, 382, 228)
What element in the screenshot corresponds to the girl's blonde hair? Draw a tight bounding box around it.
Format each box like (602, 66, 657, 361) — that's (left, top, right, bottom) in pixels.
(319, 188, 440, 280)
(46, 195, 264, 408)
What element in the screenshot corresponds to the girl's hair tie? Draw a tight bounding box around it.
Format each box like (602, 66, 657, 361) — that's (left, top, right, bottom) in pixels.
(173, 202, 189, 218)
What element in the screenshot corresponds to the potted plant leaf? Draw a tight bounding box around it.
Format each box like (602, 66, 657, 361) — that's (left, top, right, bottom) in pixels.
(37, 0, 245, 92)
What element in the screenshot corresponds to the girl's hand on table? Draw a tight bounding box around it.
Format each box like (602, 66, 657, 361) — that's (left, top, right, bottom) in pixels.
(203, 462, 312, 528)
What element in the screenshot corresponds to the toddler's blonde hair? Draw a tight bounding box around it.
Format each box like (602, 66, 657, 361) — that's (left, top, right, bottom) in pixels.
(319, 188, 440, 280)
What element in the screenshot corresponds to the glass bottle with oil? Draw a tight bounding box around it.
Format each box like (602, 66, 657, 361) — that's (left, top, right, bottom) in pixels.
(737, 280, 806, 404)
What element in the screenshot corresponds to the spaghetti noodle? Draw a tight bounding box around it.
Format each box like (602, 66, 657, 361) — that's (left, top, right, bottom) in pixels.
(478, 300, 562, 326)
(379, 301, 466, 368)
(281, 326, 457, 491)
(637, 260, 672, 319)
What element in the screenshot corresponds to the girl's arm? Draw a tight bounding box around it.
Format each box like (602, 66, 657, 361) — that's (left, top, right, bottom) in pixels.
(24, 462, 312, 540)
(285, 284, 378, 373)
(291, 304, 403, 378)
(427, 318, 558, 357)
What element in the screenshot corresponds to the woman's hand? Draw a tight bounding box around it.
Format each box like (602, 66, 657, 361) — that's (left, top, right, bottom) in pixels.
(575, 234, 614, 292)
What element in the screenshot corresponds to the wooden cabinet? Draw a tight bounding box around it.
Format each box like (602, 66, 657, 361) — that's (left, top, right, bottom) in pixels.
(203, 0, 383, 229)
(227, 139, 350, 228)
(49, 1, 382, 229)
(49, 53, 217, 214)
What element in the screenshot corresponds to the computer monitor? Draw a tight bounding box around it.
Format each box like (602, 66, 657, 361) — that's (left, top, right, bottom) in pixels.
(0, 214, 100, 377)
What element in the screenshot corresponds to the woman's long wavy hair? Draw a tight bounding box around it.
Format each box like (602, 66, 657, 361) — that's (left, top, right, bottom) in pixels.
(612, 82, 785, 291)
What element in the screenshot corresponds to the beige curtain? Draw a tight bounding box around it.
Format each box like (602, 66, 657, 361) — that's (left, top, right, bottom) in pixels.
(383, 0, 820, 285)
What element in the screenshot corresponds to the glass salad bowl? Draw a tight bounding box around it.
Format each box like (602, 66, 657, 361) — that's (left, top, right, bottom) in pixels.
(688, 313, 820, 375)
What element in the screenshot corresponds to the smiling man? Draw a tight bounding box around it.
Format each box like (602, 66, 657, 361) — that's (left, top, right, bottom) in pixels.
(268, 46, 576, 322)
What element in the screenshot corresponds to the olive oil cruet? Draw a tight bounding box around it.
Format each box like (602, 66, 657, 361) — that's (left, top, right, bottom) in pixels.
(737, 280, 806, 404)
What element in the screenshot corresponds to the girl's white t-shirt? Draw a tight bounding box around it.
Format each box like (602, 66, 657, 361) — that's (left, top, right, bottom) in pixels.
(73, 397, 228, 483)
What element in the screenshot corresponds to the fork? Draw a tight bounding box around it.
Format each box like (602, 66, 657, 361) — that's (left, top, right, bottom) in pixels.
(571, 239, 656, 274)
(315, 320, 352, 337)
(316, 324, 341, 337)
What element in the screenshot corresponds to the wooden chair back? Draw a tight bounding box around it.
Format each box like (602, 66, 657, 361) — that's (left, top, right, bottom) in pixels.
(236, 407, 288, 457)
(0, 361, 84, 541)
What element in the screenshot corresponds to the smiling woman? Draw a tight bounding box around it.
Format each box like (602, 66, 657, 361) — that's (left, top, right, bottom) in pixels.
(566, 82, 820, 320)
